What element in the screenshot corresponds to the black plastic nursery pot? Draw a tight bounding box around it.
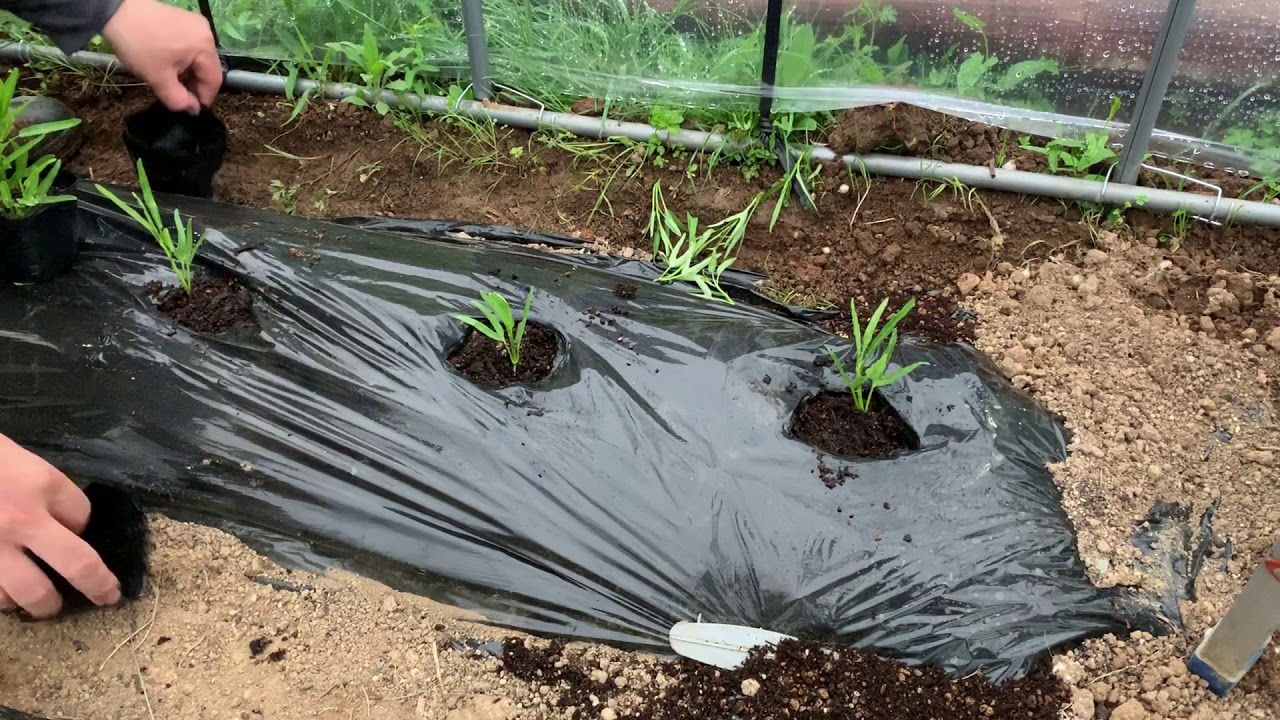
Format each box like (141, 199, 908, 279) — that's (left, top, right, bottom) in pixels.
(0, 172, 80, 284)
(122, 101, 227, 199)
(21, 483, 150, 620)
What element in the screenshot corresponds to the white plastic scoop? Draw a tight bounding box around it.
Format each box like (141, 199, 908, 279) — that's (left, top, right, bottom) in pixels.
(668, 619, 795, 670)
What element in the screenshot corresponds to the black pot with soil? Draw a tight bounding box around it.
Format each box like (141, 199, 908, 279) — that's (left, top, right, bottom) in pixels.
(15, 483, 148, 621)
(123, 101, 227, 199)
(448, 321, 564, 388)
(0, 170, 80, 284)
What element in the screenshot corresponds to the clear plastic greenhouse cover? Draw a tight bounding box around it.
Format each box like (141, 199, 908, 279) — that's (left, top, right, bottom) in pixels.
(192, 0, 1280, 177)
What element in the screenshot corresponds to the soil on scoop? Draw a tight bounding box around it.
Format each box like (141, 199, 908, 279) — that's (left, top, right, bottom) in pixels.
(791, 391, 918, 459)
(144, 273, 255, 335)
(447, 322, 559, 387)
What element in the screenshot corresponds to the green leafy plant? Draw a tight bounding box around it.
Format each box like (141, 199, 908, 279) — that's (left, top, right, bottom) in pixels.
(825, 297, 928, 412)
(1021, 97, 1121, 180)
(270, 179, 300, 214)
(647, 181, 764, 304)
(0, 70, 81, 219)
(456, 288, 536, 370)
(95, 160, 205, 295)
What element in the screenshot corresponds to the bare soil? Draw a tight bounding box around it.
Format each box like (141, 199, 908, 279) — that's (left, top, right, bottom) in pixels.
(791, 391, 919, 460)
(447, 323, 560, 387)
(0, 68, 1277, 720)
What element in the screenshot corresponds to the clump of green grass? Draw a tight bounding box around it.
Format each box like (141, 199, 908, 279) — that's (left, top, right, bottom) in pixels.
(825, 297, 927, 412)
(456, 288, 535, 370)
(95, 161, 206, 295)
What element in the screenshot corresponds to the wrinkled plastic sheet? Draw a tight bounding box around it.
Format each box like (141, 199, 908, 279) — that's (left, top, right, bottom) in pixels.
(0, 186, 1168, 681)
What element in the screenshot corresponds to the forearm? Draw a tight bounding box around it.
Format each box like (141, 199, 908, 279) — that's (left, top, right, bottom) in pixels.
(0, 0, 124, 55)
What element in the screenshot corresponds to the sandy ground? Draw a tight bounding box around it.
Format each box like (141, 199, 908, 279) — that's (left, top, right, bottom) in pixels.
(2, 215, 1279, 720)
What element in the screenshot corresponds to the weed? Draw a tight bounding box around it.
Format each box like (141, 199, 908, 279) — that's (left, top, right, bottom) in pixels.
(1240, 176, 1280, 204)
(0, 70, 80, 219)
(1020, 97, 1122, 180)
(825, 297, 928, 413)
(768, 151, 821, 231)
(95, 161, 206, 295)
(270, 179, 300, 214)
(456, 288, 535, 370)
(913, 176, 975, 210)
(537, 132, 653, 217)
(647, 181, 764, 304)
(1160, 208, 1191, 248)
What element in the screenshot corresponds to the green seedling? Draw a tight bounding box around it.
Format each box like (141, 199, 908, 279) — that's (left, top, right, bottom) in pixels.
(647, 181, 764, 304)
(456, 288, 535, 370)
(1021, 132, 1115, 178)
(0, 69, 81, 219)
(825, 297, 928, 413)
(95, 160, 205, 295)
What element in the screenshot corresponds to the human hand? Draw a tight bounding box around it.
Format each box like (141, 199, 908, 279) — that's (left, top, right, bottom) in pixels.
(0, 434, 121, 618)
(103, 0, 223, 115)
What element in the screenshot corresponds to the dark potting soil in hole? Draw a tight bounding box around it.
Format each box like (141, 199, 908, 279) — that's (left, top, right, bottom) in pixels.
(144, 273, 255, 335)
(447, 322, 559, 387)
(792, 391, 918, 459)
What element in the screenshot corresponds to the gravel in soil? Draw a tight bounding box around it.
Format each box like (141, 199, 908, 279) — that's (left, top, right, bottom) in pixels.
(791, 391, 919, 460)
(145, 272, 255, 335)
(447, 322, 559, 387)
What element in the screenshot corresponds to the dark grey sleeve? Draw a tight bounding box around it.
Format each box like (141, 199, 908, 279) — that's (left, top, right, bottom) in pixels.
(0, 0, 126, 55)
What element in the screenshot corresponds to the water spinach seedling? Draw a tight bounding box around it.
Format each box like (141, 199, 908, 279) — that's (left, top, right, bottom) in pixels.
(456, 288, 535, 370)
(825, 297, 928, 412)
(95, 160, 205, 295)
(0, 69, 81, 219)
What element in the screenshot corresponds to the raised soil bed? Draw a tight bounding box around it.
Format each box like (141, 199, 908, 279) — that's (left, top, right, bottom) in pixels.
(35, 77, 1280, 346)
(4, 69, 1278, 720)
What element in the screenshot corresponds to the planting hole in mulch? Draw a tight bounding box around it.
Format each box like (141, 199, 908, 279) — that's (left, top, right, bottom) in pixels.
(144, 272, 256, 335)
(447, 322, 560, 388)
(791, 391, 919, 459)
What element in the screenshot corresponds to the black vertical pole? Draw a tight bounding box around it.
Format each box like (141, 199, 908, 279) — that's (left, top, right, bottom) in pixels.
(757, 0, 812, 210)
(758, 0, 783, 139)
(195, 0, 230, 76)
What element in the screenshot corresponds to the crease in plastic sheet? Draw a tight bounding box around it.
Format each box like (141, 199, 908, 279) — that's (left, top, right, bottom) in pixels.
(0, 186, 1170, 682)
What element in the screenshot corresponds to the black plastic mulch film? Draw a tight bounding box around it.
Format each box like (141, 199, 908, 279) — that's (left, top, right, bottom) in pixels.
(1, 187, 1171, 683)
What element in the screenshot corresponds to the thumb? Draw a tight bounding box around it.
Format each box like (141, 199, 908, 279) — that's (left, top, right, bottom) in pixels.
(149, 70, 201, 115)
